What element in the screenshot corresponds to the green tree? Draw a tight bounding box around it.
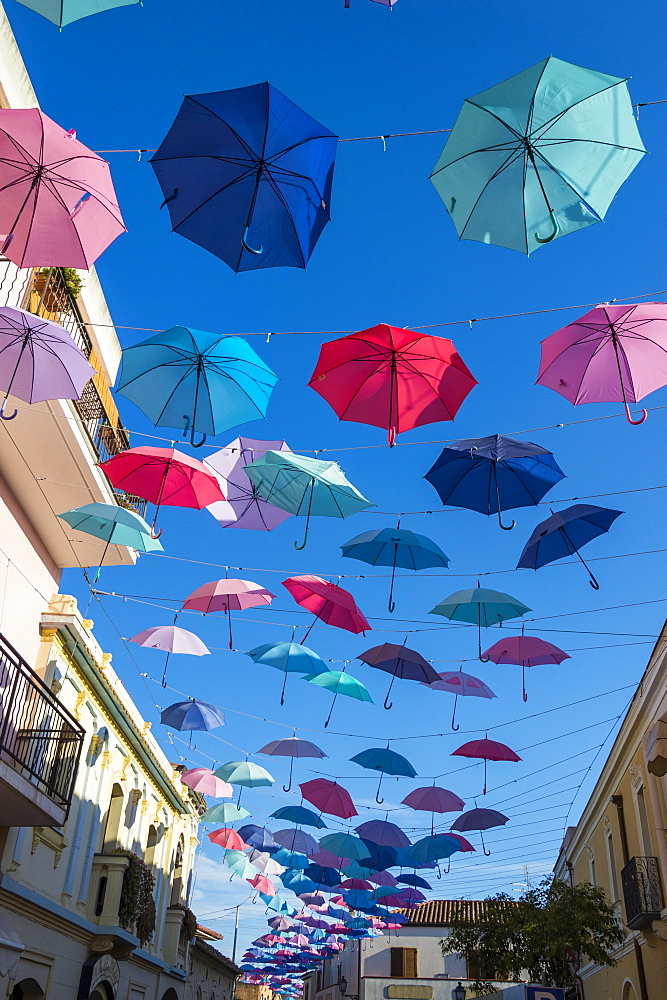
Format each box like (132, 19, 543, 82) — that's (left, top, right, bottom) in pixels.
(441, 875, 624, 995)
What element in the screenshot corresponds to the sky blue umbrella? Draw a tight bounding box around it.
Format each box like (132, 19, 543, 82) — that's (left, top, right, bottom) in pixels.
(281, 870, 318, 894)
(399, 834, 461, 865)
(200, 802, 250, 823)
(273, 848, 310, 870)
(214, 760, 274, 787)
(423, 434, 566, 530)
(517, 503, 623, 589)
(116, 326, 277, 447)
(431, 586, 531, 660)
(149, 82, 338, 272)
(225, 849, 254, 878)
(430, 56, 646, 254)
(58, 501, 163, 581)
(341, 525, 450, 611)
(245, 451, 373, 549)
(13, 0, 140, 25)
(247, 641, 329, 705)
(349, 747, 417, 803)
(270, 806, 327, 829)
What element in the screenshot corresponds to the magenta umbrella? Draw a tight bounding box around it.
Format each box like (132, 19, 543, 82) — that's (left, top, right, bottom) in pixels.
(536, 302, 667, 425)
(451, 738, 521, 795)
(423, 667, 497, 730)
(129, 624, 210, 686)
(0, 108, 125, 268)
(206, 437, 294, 530)
(182, 578, 275, 648)
(483, 635, 570, 701)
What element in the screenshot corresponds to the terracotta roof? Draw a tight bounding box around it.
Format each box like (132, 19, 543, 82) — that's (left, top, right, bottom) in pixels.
(400, 899, 496, 925)
(193, 937, 240, 973)
(197, 923, 224, 941)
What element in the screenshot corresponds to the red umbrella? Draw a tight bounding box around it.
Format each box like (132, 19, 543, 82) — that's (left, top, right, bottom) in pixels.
(207, 828, 249, 850)
(282, 575, 370, 641)
(100, 446, 224, 537)
(451, 738, 521, 794)
(308, 324, 477, 445)
(182, 578, 275, 648)
(300, 778, 357, 819)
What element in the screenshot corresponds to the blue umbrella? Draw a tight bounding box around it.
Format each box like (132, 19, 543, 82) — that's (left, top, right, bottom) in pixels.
(247, 641, 329, 705)
(349, 747, 417, 804)
(116, 326, 277, 447)
(160, 699, 225, 731)
(200, 802, 250, 823)
(58, 502, 163, 581)
(150, 82, 338, 272)
(341, 525, 450, 611)
(517, 503, 623, 590)
(318, 833, 369, 861)
(424, 434, 566, 530)
(304, 864, 341, 888)
(401, 834, 461, 865)
(341, 889, 373, 910)
(397, 873, 432, 890)
(369, 886, 405, 900)
(273, 848, 310, 870)
(281, 870, 318, 894)
(270, 806, 327, 829)
(238, 826, 281, 853)
(358, 842, 398, 872)
(430, 586, 531, 660)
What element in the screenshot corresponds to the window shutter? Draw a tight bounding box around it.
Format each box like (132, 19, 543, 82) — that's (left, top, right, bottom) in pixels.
(404, 949, 418, 979)
(390, 948, 404, 977)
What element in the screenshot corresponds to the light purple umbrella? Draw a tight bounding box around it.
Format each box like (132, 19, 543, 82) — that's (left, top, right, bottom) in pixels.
(298, 893, 326, 906)
(423, 668, 497, 730)
(129, 624, 210, 686)
(273, 829, 319, 855)
(257, 736, 327, 792)
(206, 436, 293, 530)
(0, 306, 96, 420)
(367, 870, 398, 887)
(355, 820, 410, 849)
(483, 634, 570, 701)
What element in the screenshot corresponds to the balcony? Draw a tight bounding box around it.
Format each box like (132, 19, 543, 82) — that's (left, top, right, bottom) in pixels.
(0, 629, 84, 827)
(621, 856, 664, 929)
(87, 851, 139, 959)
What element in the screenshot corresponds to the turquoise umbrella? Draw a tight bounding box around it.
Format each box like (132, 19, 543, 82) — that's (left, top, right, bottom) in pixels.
(58, 502, 163, 581)
(430, 586, 530, 661)
(247, 641, 329, 705)
(245, 451, 374, 549)
(303, 669, 373, 728)
(200, 802, 250, 823)
(224, 849, 255, 879)
(431, 56, 646, 254)
(349, 747, 417, 804)
(14, 0, 140, 26)
(318, 833, 369, 861)
(270, 806, 327, 829)
(214, 761, 274, 787)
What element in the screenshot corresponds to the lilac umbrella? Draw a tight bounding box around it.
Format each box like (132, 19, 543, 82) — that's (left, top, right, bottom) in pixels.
(274, 829, 319, 855)
(423, 668, 497, 730)
(206, 437, 293, 530)
(355, 820, 410, 849)
(451, 807, 509, 856)
(257, 736, 327, 792)
(483, 634, 570, 701)
(0, 306, 96, 420)
(129, 624, 210, 687)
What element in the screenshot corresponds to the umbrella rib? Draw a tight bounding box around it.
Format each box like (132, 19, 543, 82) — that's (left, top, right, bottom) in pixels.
(525, 58, 551, 137)
(458, 146, 527, 240)
(528, 145, 603, 221)
(183, 96, 261, 164)
(530, 79, 633, 140)
(252, 168, 307, 269)
(429, 140, 524, 177)
(167, 166, 259, 231)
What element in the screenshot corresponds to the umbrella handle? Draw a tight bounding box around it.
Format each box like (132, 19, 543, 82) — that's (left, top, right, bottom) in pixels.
(294, 524, 309, 550)
(624, 401, 647, 425)
(522, 663, 528, 702)
(283, 757, 293, 793)
(190, 426, 207, 448)
(383, 672, 395, 711)
(280, 670, 288, 707)
(242, 226, 263, 256)
(480, 829, 491, 856)
(150, 526, 163, 539)
(375, 774, 384, 805)
(0, 398, 18, 421)
(159, 188, 178, 209)
(497, 510, 516, 531)
(534, 209, 559, 244)
(387, 426, 396, 447)
(451, 693, 459, 731)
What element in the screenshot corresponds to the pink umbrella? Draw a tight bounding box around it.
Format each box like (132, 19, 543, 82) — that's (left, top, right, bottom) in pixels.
(129, 624, 209, 686)
(423, 668, 497, 730)
(282, 575, 370, 640)
(0, 108, 125, 267)
(207, 828, 248, 850)
(182, 578, 275, 648)
(268, 917, 294, 931)
(247, 874, 276, 895)
(451, 738, 521, 794)
(536, 303, 667, 425)
(445, 832, 476, 853)
(205, 437, 294, 530)
(286, 934, 309, 947)
(300, 779, 357, 819)
(483, 635, 570, 701)
(182, 768, 232, 798)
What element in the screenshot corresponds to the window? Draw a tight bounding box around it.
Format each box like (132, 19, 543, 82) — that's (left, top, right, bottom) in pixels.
(390, 948, 418, 978)
(636, 786, 653, 856)
(466, 953, 497, 980)
(145, 825, 158, 868)
(606, 830, 620, 903)
(588, 848, 597, 886)
(101, 783, 124, 851)
(170, 836, 184, 906)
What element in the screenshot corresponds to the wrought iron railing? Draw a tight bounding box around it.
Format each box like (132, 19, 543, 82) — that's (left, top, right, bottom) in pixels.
(0, 630, 85, 815)
(621, 856, 664, 929)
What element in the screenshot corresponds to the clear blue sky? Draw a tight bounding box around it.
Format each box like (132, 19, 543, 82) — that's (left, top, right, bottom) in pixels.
(5, 0, 667, 955)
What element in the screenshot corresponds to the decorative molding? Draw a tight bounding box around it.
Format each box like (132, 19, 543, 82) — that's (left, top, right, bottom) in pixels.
(604, 816, 612, 835)
(101, 750, 113, 769)
(585, 845, 594, 860)
(31, 826, 68, 867)
(190, 837, 199, 848)
(629, 762, 643, 790)
(82, 619, 94, 631)
(73, 690, 87, 720)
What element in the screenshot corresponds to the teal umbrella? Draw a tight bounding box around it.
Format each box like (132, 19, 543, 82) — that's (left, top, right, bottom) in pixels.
(247, 641, 329, 705)
(224, 849, 254, 879)
(303, 669, 373, 728)
(430, 586, 530, 661)
(13, 0, 140, 27)
(200, 802, 250, 823)
(319, 833, 369, 861)
(245, 451, 373, 549)
(430, 56, 646, 254)
(214, 761, 274, 788)
(58, 501, 163, 581)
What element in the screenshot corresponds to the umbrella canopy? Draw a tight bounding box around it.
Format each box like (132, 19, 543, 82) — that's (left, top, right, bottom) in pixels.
(536, 303, 667, 425)
(309, 325, 477, 445)
(248, 875, 277, 896)
(402, 786, 465, 813)
(517, 504, 623, 590)
(159, 699, 225, 732)
(300, 779, 357, 819)
(430, 587, 530, 660)
(181, 768, 232, 798)
(13, 0, 140, 24)
(183, 578, 275, 648)
(397, 874, 431, 890)
(452, 738, 521, 794)
(247, 641, 328, 705)
(0, 108, 125, 267)
(0, 306, 96, 419)
(238, 826, 281, 852)
(130, 625, 209, 655)
(274, 829, 320, 855)
(451, 807, 509, 855)
(341, 526, 450, 612)
(430, 56, 645, 254)
(424, 667, 497, 730)
(303, 669, 373, 728)
(258, 736, 327, 792)
(357, 642, 439, 710)
(247, 851, 285, 876)
(207, 828, 248, 850)
(281, 871, 319, 895)
(355, 819, 410, 849)
(206, 437, 293, 530)
(318, 834, 369, 861)
(274, 848, 310, 870)
(150, 82, 338, 272)
(246, 452, 373, 549)
(200, 802, 250, 823)
(350, 748, 417, 804)
(483, 635, 570, 701)
(283, 576, 371, 638)
(58, 502, 163, 579)
(270, 806, 327, 829)
(214, 761, 274, 788)
(424, 434, 566, 530)
(400, 834, 461, 865)
(116, 327, 277, 448)
(304, 864, 341, 888)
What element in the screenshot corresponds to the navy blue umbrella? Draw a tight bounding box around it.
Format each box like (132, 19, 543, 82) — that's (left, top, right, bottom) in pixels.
(150, 82, 338, 273)
(397, 873, 432, 890)
(358, 841, 398, 871)
(237, 825, 282, 853)
(304, 863, 341, 887)
(517, 504, 623, 589)
(424, 434, 566, 530)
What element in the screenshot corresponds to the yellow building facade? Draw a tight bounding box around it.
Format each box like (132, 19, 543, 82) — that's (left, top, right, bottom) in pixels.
(555, 624, 667, 1000)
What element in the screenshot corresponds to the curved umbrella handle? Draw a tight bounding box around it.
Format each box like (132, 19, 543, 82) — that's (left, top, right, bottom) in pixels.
(535, 210, 559, 244)
(280, 670, 288, 707)
(190, 426, 207, 448)
(497, 509, 516, 531)
(150, 526, 163, 539)
(589, 575, 601, 591)
(383, 672, 395, 711)
(522, 664, 528, 703)
(451, 693, 459, 731)
(294, 524, 309, 550)
(283, 757, 294, 793)
(624, 401, 648, 425)
(0, 398, 18, 420)
(159, 188, 178, 209)
(480, 830, 491, 856)
(242, 226, 263, 256)
(375, 775, 384, 805)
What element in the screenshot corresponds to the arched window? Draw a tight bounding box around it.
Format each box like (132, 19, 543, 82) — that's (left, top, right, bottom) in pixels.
(170, 836, 184, 906)
(145, 825, 159, 868)
(101, 783, 124, 851)
(9, 979, 45, 1000)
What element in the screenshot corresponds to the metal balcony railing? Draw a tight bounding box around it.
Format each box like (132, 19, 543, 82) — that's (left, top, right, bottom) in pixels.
(0, 631, 85, 815)
(621, 856, 664, 929)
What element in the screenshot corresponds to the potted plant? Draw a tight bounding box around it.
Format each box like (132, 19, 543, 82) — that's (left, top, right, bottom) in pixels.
(33, 267, 84, 313)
